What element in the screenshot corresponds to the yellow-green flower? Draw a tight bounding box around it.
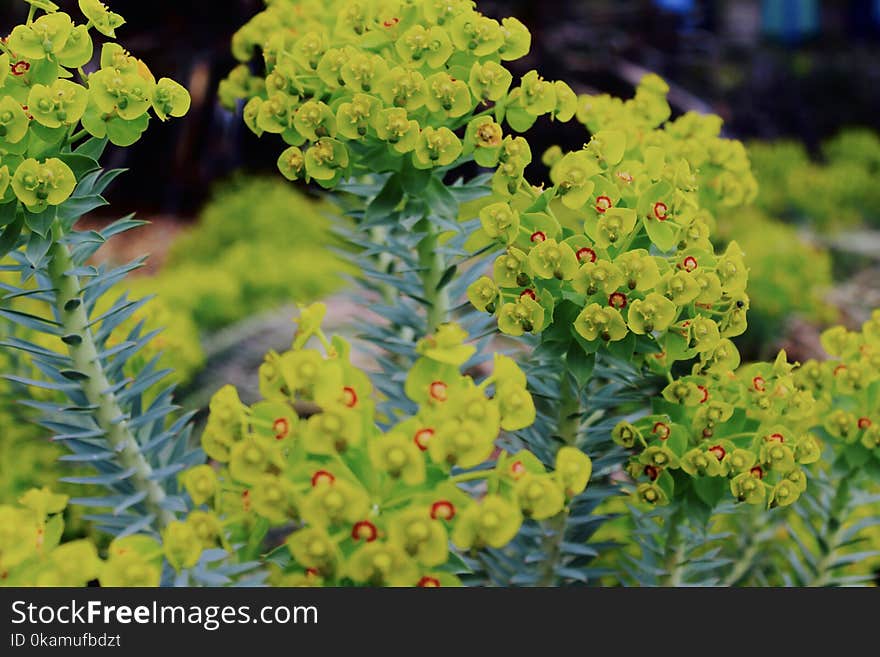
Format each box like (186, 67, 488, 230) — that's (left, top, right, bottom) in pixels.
(574, 303, 627, 342)
(451, 495, 522, 549)
(515, 474, 565, 519)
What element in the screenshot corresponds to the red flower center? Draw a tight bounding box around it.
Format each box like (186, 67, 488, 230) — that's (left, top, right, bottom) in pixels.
(418, 576, 441, 587)
(834, 364, 847, 376)
(858, 417, 872, 429)
(530, 231, 546, 243)
(767, 432, 785, 443)
(383, 17, 400, 27)
(342, 386, 358, 407)
(520, 289, 537, 301)
(644, 465, 660, 481)
(273, 417, 290, 440)
(752, 376, 766, 392)
(709, 445, 726, 461)
(595, 195, 612, 213)
(510, 460, 526, 479)
(750, 466, 764, 479)
(242, 490, 251, 512)
(430, 500, 455, 520)
(11, 61, 29, 76)
(311, 470, 335, 487)
(652, 422, 671, 440)
(682, 256, 698, 272)
(652, 202, 668, 221)
(608, 292, 627, 309)
(414, 428, 434, 451)
(576, 247, 597, 263)
(429, 381, 448, 402)
(697, 385, 709, 403)
(352, 520, 378, 542)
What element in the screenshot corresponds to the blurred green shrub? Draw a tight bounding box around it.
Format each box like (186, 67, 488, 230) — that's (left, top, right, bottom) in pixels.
(748, 129, 880, 231)
(132, 176, 354, 332)
(714, 208, 836, 353)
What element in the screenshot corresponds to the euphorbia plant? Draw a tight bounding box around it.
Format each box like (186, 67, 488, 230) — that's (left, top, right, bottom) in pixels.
(2, 0, 878, 589)
(0, 0, 207, 582)
(179, 304, 592, 585)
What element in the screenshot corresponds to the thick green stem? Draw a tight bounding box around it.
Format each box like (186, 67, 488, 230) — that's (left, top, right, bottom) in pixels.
(48, 235, 174, 530)
(417, 219, 450, 335)
(537, 376, 580, 586)
(661, 505, 687, 586)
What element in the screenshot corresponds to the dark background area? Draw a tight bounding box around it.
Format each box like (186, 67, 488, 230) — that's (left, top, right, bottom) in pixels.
(2, 0, 879, 217)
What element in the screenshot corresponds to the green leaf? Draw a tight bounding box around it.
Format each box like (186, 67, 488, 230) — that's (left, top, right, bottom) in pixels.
(24, 206, 56, 238)
(74, 136, 109, 161)
(656, 469, 675, 499)
(57, 195, 108, 230)
(57, 153, 101, 180)
(605, 331, 636, 361)
(25, 231, 52, 270)
(400, 166, 432, 197)
(0, 214, 24, 258)
(692, 476, 727, 509)
(843, 444, 871, 469)
(0, 201, 18, 228)
(666, 424, 688, 457)
(566, 342, 595, 388)
(424, 175, 458, 221)
(365, 175, 404, 225)
(644, 217, 677, 252)
(436, 264, 457, 291)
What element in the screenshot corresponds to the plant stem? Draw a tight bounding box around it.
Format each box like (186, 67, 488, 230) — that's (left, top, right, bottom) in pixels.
(809, 475, 852, 587)
(537, 375, 580, 586)
(450, 470, 492, 484)
(48, 233, 174, 530)
(417, 218, 450, 335)
(661, 505, 687, 586)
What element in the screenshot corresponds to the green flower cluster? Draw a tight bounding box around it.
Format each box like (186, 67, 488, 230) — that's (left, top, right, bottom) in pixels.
(220, 0, 574, 188)
(615, 350, 820, 508)
(576, 77, 758, 213)
(466, 75, 753, 374)
(0, 1, 190, 220)
(179, 303, 592, 586)
(797, 312, 880, 471)
(0, 487, 163, 586)
(0, 487, 97, 586)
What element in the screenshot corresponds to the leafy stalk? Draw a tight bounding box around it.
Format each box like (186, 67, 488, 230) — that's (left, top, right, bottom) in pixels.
(46, 230, 174, 528)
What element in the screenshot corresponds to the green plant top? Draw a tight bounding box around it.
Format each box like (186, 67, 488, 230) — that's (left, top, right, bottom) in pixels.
(220, 0, 574, 189)
(179, 304, 593, 586)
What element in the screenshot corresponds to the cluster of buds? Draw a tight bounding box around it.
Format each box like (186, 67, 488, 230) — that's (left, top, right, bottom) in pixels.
(220, 0, 574, 188)
(181, 303, 593, 586)
(795, 313, 880, 467)
(615, 350, 820, 508)
(0, 2, 190, 213)
(466, 75, 752, 375)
